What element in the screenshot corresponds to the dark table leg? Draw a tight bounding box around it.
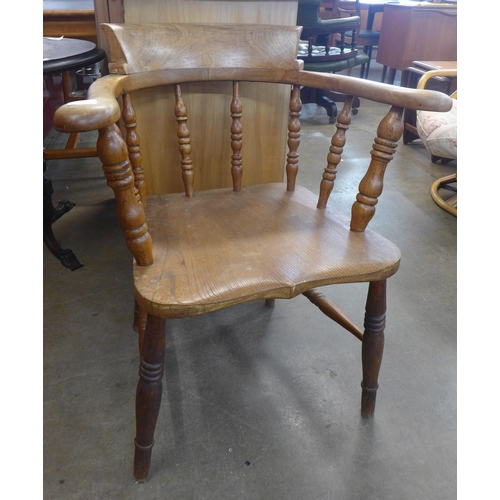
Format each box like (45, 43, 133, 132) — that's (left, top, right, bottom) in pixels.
(43, 161, 83, 271)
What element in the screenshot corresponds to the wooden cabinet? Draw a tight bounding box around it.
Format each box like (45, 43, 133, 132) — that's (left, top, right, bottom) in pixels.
(376, 1, 457, 82)
(43, 1, 98, 44)
(93, 0, 300, 195)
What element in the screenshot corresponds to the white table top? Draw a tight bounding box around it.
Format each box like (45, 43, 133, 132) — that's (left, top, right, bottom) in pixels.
(43, 0, 95, 9)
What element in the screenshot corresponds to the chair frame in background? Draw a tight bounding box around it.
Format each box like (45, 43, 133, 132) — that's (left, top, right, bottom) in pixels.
(336, 0, 380, 79)
(297, 0, 369, 122)
(416, 69, 457, 217)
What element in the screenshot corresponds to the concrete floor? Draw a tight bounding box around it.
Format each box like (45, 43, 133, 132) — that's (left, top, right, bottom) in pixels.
(43, 58, 457, 499)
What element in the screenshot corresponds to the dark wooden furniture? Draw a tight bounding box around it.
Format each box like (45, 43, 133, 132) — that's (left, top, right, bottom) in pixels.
(337, 0, 380, 79)
(376, 1, 457, 84)
(43, 37, 106, 270)
(361, 0, 385, 31)
(43, 7, 98, 45)
(43, 38, 106, 161)
(321, 0, 385, 30)
(54, 22, 452, 481)
(297, 0, 368, 122)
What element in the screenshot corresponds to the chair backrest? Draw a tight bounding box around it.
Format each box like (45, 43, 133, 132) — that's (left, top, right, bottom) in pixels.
(54, 23, 452, 267)
(103, 23, 303, 75)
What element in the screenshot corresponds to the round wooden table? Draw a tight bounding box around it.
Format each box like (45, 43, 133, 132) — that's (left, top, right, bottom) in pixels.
(43, 37, 105, 74)
(43, 37, 106, 271)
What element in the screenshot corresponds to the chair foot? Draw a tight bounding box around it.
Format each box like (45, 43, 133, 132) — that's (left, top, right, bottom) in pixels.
(360, 280, 386, 418)
(134, 440, 154, 482)
(134, 314, 166, 481)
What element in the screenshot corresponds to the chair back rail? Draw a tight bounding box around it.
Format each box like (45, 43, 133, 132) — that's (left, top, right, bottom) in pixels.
(101, 23, 303, 74)
(53, 23, 452, 268)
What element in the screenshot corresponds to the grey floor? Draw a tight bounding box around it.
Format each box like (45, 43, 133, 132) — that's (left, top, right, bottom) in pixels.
(43, 58, 457, 499)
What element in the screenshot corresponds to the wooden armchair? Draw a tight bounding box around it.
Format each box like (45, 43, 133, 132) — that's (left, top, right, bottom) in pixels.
(54, 23, 452, 482)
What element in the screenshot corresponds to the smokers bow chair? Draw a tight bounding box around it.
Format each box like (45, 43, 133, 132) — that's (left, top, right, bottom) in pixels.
(54, 23, 451, 481)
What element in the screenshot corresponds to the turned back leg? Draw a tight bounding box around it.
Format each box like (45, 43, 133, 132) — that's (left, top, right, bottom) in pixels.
(361, 280, 386, 418)
(134, 314, 166, 482)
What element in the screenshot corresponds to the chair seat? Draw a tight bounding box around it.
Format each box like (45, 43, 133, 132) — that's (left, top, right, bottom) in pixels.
(134, 183, 401, 318)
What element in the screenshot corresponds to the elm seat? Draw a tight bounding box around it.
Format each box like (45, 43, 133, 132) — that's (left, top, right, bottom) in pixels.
(135, 184, 401, 318)
(53, 22, 452, 482)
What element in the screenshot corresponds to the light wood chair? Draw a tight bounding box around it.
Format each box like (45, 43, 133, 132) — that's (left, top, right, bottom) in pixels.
(54, 23, 452, 482)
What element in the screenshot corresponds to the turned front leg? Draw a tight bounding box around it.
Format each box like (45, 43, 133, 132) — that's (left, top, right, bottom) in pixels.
(361, 280, 386, 418)
(134, 315, 166, 482)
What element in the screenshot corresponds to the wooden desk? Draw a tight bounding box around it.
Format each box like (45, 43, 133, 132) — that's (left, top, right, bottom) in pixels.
(93, 0, 300, 195)
(377, 1, 457, 84)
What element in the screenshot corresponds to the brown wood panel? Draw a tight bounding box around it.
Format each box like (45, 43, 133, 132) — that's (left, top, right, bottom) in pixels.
(43, 9, 98, 44)
(376, 2, 457, 72)
(129, 80, 291, 194)
(93, 0, 299, 194)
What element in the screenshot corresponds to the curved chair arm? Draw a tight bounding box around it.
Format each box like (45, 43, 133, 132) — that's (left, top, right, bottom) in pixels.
(53, 74, 126, 133)
(296, 71, 453, 112)
(54, 68, 453, 135)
